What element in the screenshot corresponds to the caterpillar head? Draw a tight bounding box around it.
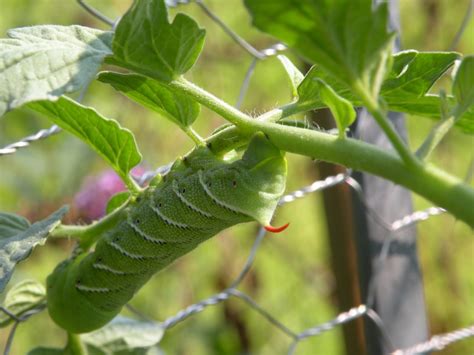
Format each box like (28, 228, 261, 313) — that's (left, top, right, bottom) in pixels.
(241, 133, 287, 228)
(241, 133, 286, 190)
(204, 133, 287, 228)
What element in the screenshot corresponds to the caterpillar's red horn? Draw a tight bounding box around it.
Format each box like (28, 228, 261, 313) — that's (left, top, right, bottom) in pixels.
(264, 223, 290, 233)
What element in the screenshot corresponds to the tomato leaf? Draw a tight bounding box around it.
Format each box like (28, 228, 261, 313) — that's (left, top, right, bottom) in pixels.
(0, 25, 112, 117)
(110, 0, 205, 82)
(27, 97, 142, 181)
(453, 56, 474, 117)
(0, 207, 68, 293)
(245, 0, 395, 97)
(98, 71, 200, 129)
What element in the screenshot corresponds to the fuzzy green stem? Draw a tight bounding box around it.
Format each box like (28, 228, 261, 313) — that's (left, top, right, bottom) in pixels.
(170, 77, 255, 130)
(170, 77, 303, 130)
(171, 78, 474, 227)
(251, 121, 474, 227)
(352, 80, 420, 168)
(184, 126, 206, 146)
(122, 173, 142, 195)
(65, 333, 86, 355)
(51, 201, 129, 250)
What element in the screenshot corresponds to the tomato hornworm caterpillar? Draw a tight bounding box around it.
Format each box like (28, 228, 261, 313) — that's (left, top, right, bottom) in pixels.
(46, 133, 287, 333)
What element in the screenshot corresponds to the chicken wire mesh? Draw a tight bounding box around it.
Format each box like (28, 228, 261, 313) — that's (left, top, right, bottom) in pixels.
(1, 1, 473, 354)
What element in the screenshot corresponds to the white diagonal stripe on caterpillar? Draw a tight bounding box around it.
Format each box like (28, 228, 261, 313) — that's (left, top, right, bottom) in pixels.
(75, 284, 112, 293)
(198, 170, 247, 216)
(172, 180, 215, 218)
(107, 240, 161, 260)
(92, 262, 133, 276)
(126, 219, 169, 245)
(149, 202, 193, 229)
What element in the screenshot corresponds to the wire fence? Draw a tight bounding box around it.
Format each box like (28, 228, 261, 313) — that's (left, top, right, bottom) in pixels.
(1, 1, 473, 354)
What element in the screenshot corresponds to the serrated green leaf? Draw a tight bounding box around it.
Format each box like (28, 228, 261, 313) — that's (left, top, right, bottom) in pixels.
(382, 51, 473, 133)
(295, 52, 473, 134)
(0, 213, 30, 239)
(0, 25, 113, 117)
(0, 279, 46, 327)
(382, 51, 460, 97)
(245, 0, 394, 96)
(98, 72, 200, 129)
(106, 192, 130, 215)
(453, 56, 474, 116)
(81, 316, 164, 354)
(277, 55, 304, 98)
(389, 95, 474, 134)
(456, 104, 474, 133)
(416, 56, 474, 158)
(0, 206, 68, 293)
(110, 0, 205, 82)
(316, 79, 356, 138)
(297, 66, 355, 110)
(387, 50, 418, 79)
(27, 96, 142, 181)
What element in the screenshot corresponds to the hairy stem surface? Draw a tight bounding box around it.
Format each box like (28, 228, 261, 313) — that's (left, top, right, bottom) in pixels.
(172, 78, 474, 227)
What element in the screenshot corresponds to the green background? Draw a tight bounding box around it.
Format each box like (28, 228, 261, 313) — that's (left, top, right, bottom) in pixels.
(0, 0, 472, 354)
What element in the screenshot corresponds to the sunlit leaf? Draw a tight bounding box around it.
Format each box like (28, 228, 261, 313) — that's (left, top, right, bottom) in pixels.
(453, 56, 474, 116)
(27, 97, 142, 181)
(0, 25, 112, 117)
(277, 55, 304, 98)
(317, 79, 356, 137)
(98, 71, 200, 129)
(382, 51, 460, 98)
(245, 0, 395, 97)
(294, 51, 473, 133)
(110, 0, 205, 82)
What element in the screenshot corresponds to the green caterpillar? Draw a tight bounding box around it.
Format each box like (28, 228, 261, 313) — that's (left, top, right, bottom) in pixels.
(47, 134, 287, 333)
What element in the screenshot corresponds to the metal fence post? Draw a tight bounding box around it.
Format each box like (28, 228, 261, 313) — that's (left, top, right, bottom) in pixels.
(352, 1, 430, 353)
(316, 1, 430, 353)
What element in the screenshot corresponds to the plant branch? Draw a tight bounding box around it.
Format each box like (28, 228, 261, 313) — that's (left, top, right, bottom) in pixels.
(50, 201, 129, 250)
(122, 173, 142, 195)
(352, 80, 420, 167)
(170, 77, 303, 127)
(172, 77, 474, 226)
(252, 121, 474, 227)
(65, 332, 87, 355)
(170, 77, 255, 129)
(184, 127, 206, 146)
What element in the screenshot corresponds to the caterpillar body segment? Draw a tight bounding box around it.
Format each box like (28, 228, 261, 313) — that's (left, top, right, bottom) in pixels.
(46, 133, 287, 333)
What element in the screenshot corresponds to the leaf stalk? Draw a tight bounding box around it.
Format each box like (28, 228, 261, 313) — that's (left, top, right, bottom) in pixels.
(50, 202, 128, 250)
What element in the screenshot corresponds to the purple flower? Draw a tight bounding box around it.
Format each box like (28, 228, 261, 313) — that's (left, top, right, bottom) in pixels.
(75, 167, 145, 222)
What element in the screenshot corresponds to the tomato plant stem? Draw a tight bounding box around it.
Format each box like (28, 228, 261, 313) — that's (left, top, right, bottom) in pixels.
(171, 77, 474, 227)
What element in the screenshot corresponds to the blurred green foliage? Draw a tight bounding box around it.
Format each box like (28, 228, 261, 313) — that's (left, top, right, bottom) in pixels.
(0, 0, 472, 354)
